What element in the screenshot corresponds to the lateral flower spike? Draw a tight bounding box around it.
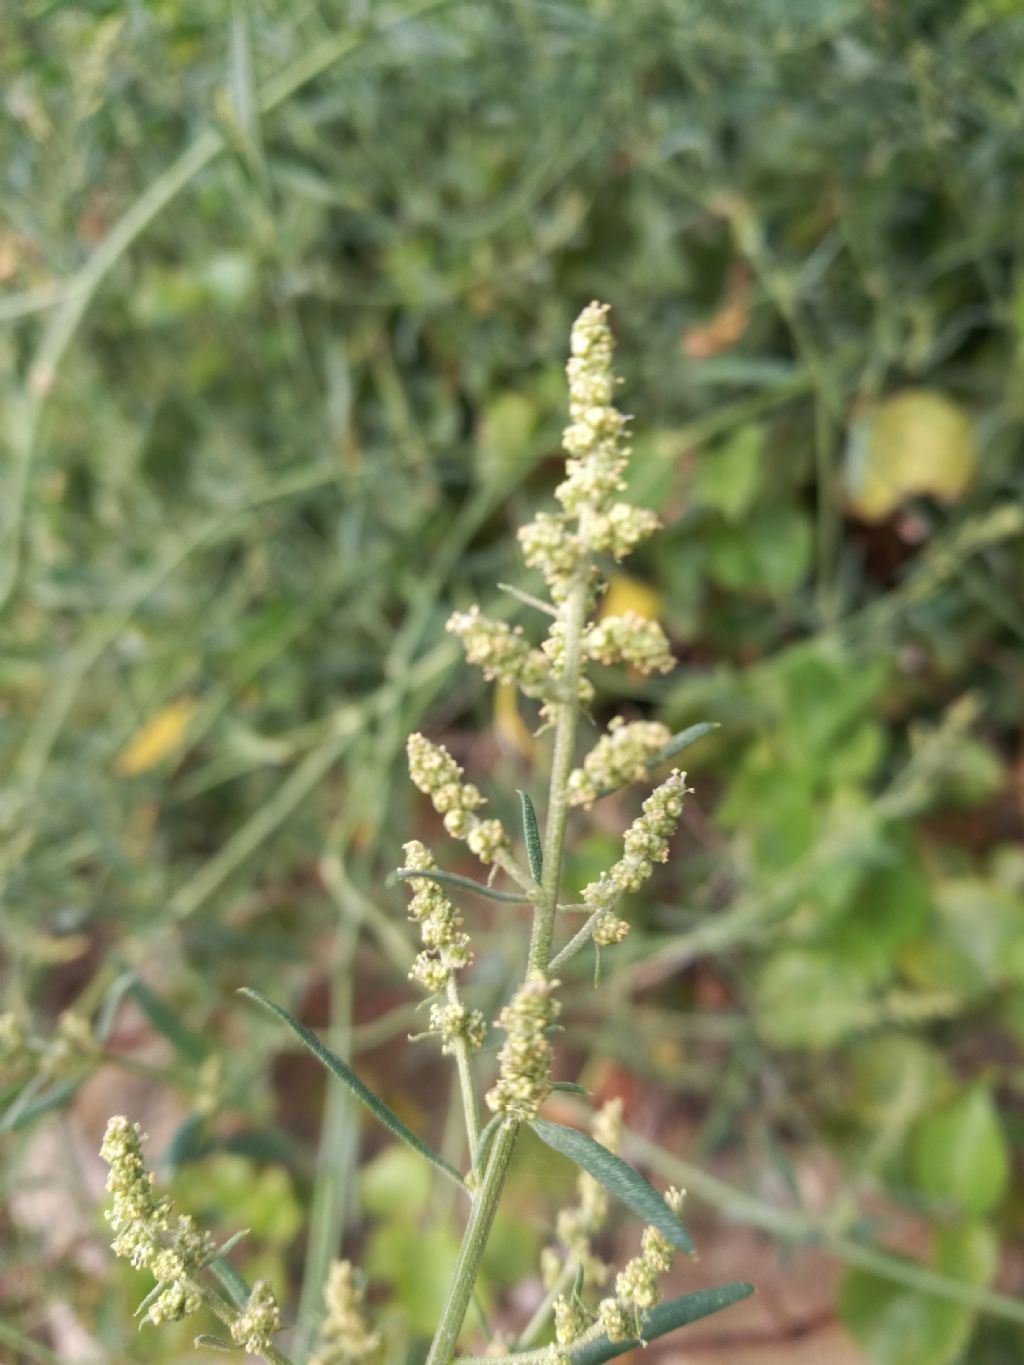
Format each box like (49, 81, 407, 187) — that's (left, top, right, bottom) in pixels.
(100, 1117, 215, 1329)
(406, 732, 508, 863)
(583, 612, 674, 674)
(231, 1281, 281, 1356)
(486, 972, 561, 1120)
(567, 717, 672, 809)
(310, 1259, 382, 1365)
(598, 1186, 688, 1335)
(447, 606, 551, 697)
(582, 770, 691, 944)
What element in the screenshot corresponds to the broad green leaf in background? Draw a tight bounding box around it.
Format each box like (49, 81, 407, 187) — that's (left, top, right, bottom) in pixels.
(912, 1085, 1009, 1217)
(705, 503, 812, 598)
(529, 1117, 694, 1253)
(844, 389, 977, 523)
(694, 422, 763, 521)
(839, 1221, 998, 1365)
(754, 948, 874, 1049)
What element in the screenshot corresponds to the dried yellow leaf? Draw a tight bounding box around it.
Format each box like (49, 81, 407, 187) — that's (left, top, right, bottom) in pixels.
(115, 698, 197, 776)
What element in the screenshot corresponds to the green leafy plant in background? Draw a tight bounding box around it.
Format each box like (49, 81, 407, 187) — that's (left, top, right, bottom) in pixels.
(99, 303, 751, 1360)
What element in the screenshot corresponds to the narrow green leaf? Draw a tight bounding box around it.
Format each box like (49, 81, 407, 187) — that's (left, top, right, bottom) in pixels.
(193, 1333, 243, 1352)
(530, 1117, 694, 1253)
(129, 974, 208, 1063)
(209, 1254, 250, 1310)
(1, 1077, 81, 1134)
(519, 790, 544, 881)
(590, 723, 720, 801)
(395, 866, 529, 903)
(571, 1282, 754, 1363)
(646, 722, 720, 771)
(239, 988, 466, 1190)
(550, 1081, 589, 1095)
(134, 1281, 167, 1319)
(212, 1229, 251, 1262)
(473, 1113, 504, 1174)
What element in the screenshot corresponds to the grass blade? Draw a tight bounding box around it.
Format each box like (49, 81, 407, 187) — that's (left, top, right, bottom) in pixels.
(530, 1117, 693, 1253)
(239, 987, 466, 1190)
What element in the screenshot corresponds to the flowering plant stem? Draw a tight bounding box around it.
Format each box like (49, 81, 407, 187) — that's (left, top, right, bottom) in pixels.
(529, 571, 588, 975)
(424, 1120, 519, 1365)
(426, 569, 589, 1362)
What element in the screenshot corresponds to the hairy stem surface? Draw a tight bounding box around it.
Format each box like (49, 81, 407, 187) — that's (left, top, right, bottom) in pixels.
(424, 1121, 518, 1365)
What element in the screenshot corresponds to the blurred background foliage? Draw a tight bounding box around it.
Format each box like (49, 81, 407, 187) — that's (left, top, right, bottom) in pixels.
(2, 1, 1024, 1362)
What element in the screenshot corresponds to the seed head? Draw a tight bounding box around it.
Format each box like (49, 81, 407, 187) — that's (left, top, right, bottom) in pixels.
(486, 973, 560, 1120)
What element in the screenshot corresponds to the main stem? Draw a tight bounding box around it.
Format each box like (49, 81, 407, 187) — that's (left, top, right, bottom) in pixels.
(527, 570, 588, 974)
(423, 1121, 518, 1365)
(427, 536, 590, 1361)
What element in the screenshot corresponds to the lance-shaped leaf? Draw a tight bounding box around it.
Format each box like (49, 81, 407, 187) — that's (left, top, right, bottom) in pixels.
(240, 988, 465, 1190)
(519, 790, 543, 881)
(646, 721, 719, 771)
(395, 866, 529, 903)
(571, 1282, 754, 1363)
(473, 1113, 505, 1174)
(530, 1117, 693, 1253)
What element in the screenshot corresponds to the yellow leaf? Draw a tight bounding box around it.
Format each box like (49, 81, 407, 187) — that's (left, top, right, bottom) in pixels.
(600, 573, 661, 622)
(845, 389, 977, 523)
(115, 698, 197, 776)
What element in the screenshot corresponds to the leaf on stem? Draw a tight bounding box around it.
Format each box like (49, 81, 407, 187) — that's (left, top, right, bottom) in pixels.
(394, 866, 529, 903)
(472, 1112, 505, 1174)
(646, 722, 720, 771)
(240, 988, 466, 1190)
(519, 790, 544, 882)
(571, 1282, 754, 1363)
(529, 1117, 694, 1253)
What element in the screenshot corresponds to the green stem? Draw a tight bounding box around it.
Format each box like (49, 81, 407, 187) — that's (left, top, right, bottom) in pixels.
(424, 1121, 518, 1364)
(528, 573, 588, 974)
(447, 977, 482, 1163)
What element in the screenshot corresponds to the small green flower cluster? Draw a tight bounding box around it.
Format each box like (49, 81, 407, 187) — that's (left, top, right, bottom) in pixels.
(447, 606, 550, 695)
(1, 1008, 98, 1084)
(403, 842, 486, 1053)
(403, 841, 472, 987)
(567, 717, 671, 809)
(101, 1117, 284, 1349)
(231, 1280, 282, 1356)
(43, 1009, 98, 1078)
(406, 732, 508, 863)
(549, 1293, 586, 1363)
(486, 973, 560, 1120)
(148, 1217, 216, 1324)
(596, 1187, 686, 1338)
(0, 1011, 30, 1082)
(543, 1099, 623, 1291)
(428, 1000, 487, 1055)
(582, 612, 673, 674)
(101, 1117, 218, 1329)
(101, 1116, 172, 1271)
(516, 302, 658, 605)
(309, 1260, 381, 1365)
(581, 770, 690, 945)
